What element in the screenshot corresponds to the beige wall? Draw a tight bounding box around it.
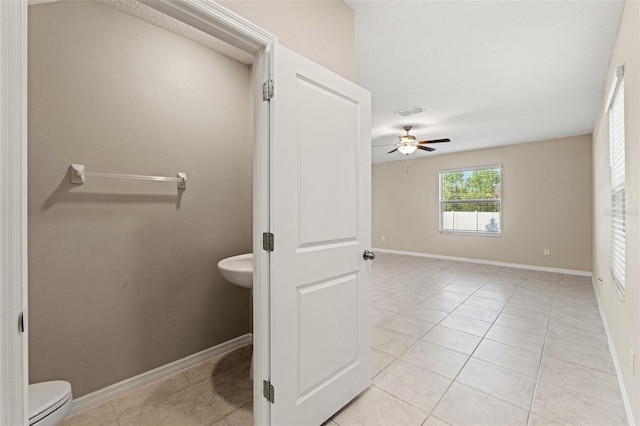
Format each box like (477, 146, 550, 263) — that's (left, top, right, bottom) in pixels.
(373, 135, 592, 271)
(28, 2, 253, 397)
(592, 1, 639, 421)
(219, 0, 355, 81)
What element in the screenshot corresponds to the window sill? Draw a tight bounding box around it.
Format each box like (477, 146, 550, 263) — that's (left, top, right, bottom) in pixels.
(439, 230, 502, 237)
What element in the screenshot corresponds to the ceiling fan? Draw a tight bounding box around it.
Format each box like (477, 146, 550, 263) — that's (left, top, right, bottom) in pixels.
(386, 126, 450, 155)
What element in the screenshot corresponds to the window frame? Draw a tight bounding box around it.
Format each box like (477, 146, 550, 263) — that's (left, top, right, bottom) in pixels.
(606, 65, 625, 300)
(438, 164, 502, 237)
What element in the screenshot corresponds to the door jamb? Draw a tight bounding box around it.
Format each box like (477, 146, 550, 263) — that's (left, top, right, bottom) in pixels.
(1, 1, 276, 424)
(0, 1, 28, 424)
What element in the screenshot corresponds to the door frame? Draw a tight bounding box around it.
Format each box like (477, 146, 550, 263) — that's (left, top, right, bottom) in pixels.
(0, 1, 276, 424)
(0, 1, 28, 424)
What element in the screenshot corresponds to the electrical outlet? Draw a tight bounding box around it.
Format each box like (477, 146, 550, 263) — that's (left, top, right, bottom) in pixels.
(543, 248, 550, 256)
(381, 236, 386, 242)
(631, 349, 636, 376)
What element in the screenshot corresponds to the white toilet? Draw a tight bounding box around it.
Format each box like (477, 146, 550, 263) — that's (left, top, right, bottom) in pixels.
(28, 381, 72, 426)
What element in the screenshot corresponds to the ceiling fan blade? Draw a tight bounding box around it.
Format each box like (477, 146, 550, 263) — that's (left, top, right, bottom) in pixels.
(418, 138, 451, 144)
(417, 145, 436, 152)
(387, 148, 398, 154)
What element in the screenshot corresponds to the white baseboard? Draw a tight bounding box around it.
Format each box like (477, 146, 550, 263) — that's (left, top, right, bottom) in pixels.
(372, 248, 592, 277)
(68, 333, 253, 416)
(592, 278, 635, 426)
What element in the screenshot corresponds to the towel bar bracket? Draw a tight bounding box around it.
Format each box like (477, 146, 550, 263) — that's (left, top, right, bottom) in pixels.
(70, 164, 86, 184)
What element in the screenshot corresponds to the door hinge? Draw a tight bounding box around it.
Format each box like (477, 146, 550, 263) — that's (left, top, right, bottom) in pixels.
(262, 79, 274, 101)
(263, 232, 274, 252)
(263, 380, 275, 403)
(18, 312, 24, 333)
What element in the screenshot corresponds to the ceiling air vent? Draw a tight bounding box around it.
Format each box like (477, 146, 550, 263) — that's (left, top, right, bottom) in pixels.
(394, 105, 425, 117)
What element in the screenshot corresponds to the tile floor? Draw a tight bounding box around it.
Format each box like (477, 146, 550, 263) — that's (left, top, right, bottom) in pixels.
(61, 345, 253, 426)
(62, 253, 628, 426)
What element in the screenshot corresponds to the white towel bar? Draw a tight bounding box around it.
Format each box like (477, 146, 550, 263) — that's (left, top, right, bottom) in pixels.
(70, 164, 187, 190)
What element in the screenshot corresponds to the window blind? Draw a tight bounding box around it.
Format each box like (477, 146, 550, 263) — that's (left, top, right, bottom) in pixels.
(608, 67, 625, 297)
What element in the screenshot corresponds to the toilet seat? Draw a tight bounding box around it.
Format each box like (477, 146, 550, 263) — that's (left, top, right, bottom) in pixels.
(29, 381, 72, 425)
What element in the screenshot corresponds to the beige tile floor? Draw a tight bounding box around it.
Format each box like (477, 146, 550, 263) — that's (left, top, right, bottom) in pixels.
(61, 345, 253, 426)
(62, 253, 628, 426)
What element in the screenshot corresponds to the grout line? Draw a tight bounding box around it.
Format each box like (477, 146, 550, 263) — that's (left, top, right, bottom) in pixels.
(541, 344, 621, 375)
(371, 384, 430, 417)
(108, 401, 120, 425)
(525, 279, 556, 426)
(207, 401, 252, 426)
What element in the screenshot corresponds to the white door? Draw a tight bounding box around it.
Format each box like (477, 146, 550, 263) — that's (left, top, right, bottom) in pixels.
(269, 43, 372, 426)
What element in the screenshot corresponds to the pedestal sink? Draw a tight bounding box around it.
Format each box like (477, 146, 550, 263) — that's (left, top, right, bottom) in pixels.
(218, 253, 254, 378)
(218, 253, 253, 288)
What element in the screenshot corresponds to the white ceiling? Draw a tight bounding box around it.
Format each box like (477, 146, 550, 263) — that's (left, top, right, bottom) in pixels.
(344, 0, 624, 163)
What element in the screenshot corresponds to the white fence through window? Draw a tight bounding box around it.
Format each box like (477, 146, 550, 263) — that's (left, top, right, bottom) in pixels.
(442, 211, 500, 233)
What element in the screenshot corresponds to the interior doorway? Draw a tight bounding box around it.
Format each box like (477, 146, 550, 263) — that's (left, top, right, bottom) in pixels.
(1, 1, 274, 424)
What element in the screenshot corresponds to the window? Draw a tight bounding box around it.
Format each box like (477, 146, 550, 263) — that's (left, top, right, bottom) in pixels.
(439, 165, 501, 235)
(607, 65, 625, 298)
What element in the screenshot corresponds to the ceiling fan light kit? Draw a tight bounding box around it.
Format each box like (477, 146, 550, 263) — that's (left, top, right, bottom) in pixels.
(399, 134, 416, 144)
(398, 144, 418, 155)
(385, 125, 451, 156)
